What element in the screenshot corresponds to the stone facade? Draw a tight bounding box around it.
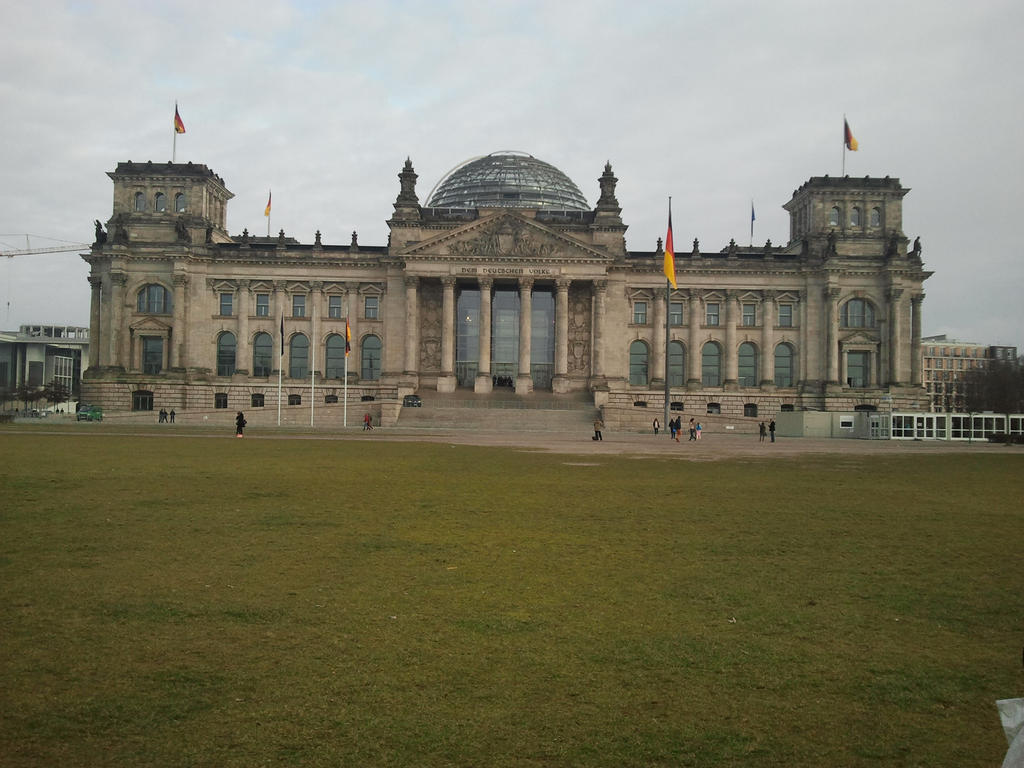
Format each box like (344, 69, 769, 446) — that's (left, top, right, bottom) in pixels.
(81, 157, 932, 423)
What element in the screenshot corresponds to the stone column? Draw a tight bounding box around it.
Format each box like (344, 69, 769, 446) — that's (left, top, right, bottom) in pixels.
(516, 276, 534, 394)
(474, 277, 493, 393)
(309, 282, 322, 378)
(723, 290, 738, 390)
(760, 290, 775, 388)
(235, 280, 250, 375)
(687, 289, 702, 388)
(110, 272, 128, 370)
(552, 277, 571, 393)
(404, 276, 419, 376)
(591, 280, 607, 384)
(88, 276, 102, 368)
(438, 277, 457, 393)
(346, 282, 360, 380)
(888, 287, 905, 385)
(911, 293, 924, 386)
(826, 287, 841, 385)
(798, 290, 809, 385)
(651, 287, 666, 388)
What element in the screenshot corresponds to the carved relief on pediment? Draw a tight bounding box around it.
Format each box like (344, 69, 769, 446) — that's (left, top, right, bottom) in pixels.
(445, 217, 561, 261)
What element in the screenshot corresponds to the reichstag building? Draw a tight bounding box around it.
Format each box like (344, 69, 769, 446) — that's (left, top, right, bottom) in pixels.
(81, 151, 931, 424)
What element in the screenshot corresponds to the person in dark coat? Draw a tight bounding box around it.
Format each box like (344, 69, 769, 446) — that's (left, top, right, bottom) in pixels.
(235, 411, 247, 437)
(769, 419, 776, 442)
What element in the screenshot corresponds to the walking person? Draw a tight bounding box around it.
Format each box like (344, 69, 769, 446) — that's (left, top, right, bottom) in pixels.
(696, 422, 702, 440)
(235, 411, 247, 438)
(653, 417, 660, 436)
(668, 418, 676, 441)
(688, 417, 696, 441)
(169, 409, 175, 423)
(759, 421, 767, 442)
(363, 412, 373, 431)
(674, 416, 681, 442)
(593, 417, 604, 441)
(769, 419, 776, 443)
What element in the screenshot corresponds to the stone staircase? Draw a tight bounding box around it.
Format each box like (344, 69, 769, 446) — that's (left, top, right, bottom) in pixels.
(395, 390, 600, 433)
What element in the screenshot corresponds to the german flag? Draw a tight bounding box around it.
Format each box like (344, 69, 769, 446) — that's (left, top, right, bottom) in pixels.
(663, 208, 677, 289)
(174, 105, 186, 134)
(345, 318, 351, 357)
(264, 190, 272, 217)
(844, 118, 858, 151)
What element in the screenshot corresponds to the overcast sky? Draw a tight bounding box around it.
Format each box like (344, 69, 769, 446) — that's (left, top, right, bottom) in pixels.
(2, 0, 1021, 349)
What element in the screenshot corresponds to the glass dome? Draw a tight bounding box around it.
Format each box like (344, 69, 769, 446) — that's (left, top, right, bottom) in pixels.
(426, 151, 590, 211)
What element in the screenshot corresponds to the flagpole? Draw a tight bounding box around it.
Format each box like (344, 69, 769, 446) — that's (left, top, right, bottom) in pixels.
(750, 200, 754, 247)
(310, 309, 316, 427)
(172, 129, 177, 164)
(663, 196, 672, 437)
(343, 318, 349, 428)
(277, 316, 284, 427)
(842, 114, 846, 176)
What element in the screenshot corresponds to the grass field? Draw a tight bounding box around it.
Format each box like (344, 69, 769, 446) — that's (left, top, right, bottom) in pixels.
(1, 430, 1022, 766)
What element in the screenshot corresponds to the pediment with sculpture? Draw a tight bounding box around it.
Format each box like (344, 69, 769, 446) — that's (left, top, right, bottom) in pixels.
(402, 212, 610, 263)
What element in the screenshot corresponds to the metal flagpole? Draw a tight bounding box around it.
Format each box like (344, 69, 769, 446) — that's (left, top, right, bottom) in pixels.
(841, 115, 846, 176)
(343, 318, 349, 428)
(172, 127, 177, 163)
(277, 316, 284, 426)
(663, 196, 672, 437)
(310, 309, 315, 427)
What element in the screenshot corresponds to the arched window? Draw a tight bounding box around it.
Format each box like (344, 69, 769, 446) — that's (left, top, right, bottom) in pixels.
(850, 207, 861, 226)
(701, 341, 722, 387)
(325, 334, 346, 379)
(667, 340, 686, 387)
(841, 298, 875, 328)
(252, 333, 273, 377)
(870, 207, 881, 227)
(738, 342, 758, 387)
(361, 335, 382, 380)
(154, 192, 167, 212)
(774, 343, 795, 387)
(217, 332, 236, 377)
(289, 334, 309, 379)
(629, 340, 649, 386)
(174, 193, 185, 213)
(137, 284, 171, 314)
(134, 191, 145, 212)
(829, 206, 840, 226)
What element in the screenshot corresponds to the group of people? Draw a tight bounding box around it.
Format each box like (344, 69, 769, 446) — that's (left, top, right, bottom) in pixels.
(157, 408, 175, 423)
(758, 420, 777, 443)
(655, 416, 702, 442)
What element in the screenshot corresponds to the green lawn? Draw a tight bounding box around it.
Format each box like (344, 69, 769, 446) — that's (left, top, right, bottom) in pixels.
(1, 432, 1021, 766)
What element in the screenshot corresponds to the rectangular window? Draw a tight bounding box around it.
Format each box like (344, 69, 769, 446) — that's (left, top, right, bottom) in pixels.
(365, 296, 379, 319)
(328, 296, 342, 319)
(219, 293, 233, 316)
(633, 301, 648, 325)
(214, 393, 228, 409)
(669, 302, 683, 326)
(778, 304, 793, 327)
(142, 337, 163, 375)
(292, 294, 306, 318)
(705, 302, 720, 326)
(742, 303, 756, 327)
(256, 293, 270, 317)
(847, 350, 870, 388)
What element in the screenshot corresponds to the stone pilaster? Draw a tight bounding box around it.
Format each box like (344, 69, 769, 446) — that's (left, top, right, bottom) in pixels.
(590, 281, 608, 385)
(235, 280, 250, 375)
(911, 293, 924, 386)
(760, 290, 775, 388)
(438, 277, 456, 393)
(110, 272, 127, 370)
(723, 290, 738, 390)
(310, 281, 322, 377)
(404, 276, 419, 376)
(88, 276, 102, 368)
(687, 289, 702, 388)
(516, 276, 534, 394)
(651, 287, 666, 388)
(888, 287, 905, 385)
(274, 281, 287, 374)
(826, 286, 841, 385)
(474, 278, 493, 393)
(552, 278, 571, 393)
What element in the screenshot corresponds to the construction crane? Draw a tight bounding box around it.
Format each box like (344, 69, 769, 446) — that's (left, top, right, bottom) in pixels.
(0, 234, 91, 257)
